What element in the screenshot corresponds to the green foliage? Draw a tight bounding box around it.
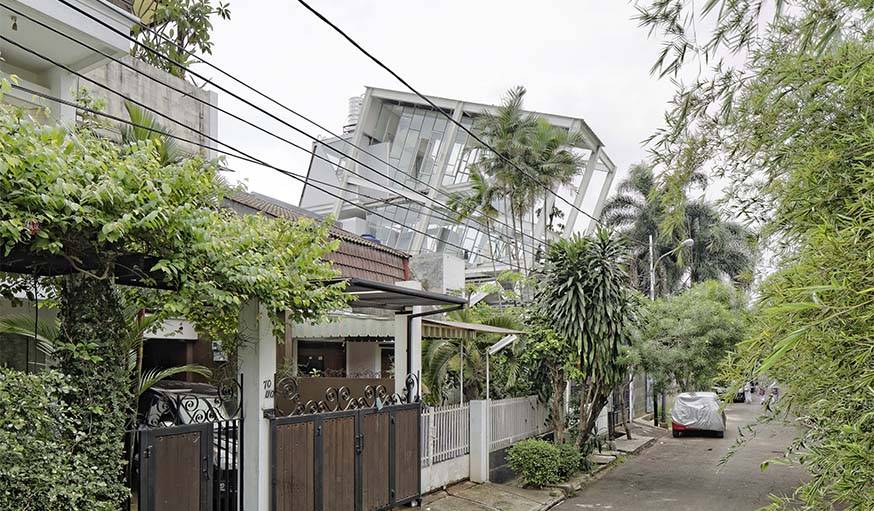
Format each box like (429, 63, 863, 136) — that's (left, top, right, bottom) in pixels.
(601, 163, 756, 295)
(634, 281, 748, 392)
(638, 1, 873, 507)
(421, 304, 524, 404)
(556, 443, 583, 480)
(119, 101, 183, 165)
(449, 86, 588, 271)
(0, 98, 348, 506)
(0, 103, 348, 350)
(534, 229, 636, 446)
(0, 368, 124, 510)
(506, 439, 561, 486)
(132, 0, 231, 79)
(518, 320, 579, 442)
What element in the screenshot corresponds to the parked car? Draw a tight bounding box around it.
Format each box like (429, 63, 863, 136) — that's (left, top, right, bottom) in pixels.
(712, 384, 745, 403)
(671, 392, 726, 438)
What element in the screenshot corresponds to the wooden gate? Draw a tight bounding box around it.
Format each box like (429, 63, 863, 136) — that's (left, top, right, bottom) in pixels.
(271, 403, 421, 511)
(140, 423, 213, 511)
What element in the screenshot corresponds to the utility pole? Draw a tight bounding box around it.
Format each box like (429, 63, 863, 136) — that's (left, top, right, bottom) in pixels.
(649, 235, 694, 427)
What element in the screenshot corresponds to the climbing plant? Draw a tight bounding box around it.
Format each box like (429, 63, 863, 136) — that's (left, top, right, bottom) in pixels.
(0, 94, 348, 507)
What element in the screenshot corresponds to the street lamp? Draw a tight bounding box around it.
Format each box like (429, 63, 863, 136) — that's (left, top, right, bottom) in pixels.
(648, 236, 693, 425)
(485, 334, 518, 401)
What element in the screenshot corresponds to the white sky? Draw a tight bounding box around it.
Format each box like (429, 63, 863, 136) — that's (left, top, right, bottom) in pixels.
(202, 1, 681, 208)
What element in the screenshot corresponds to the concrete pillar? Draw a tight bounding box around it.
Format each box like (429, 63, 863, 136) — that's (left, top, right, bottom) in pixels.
(393, 280, 423, 396)
(469, 399, 490, 483)
(238, 300, 277, 511)
(46, 68, 77, 123)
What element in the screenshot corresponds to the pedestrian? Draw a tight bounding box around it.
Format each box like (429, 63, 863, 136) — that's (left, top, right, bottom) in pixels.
(743, 381, 752, 404)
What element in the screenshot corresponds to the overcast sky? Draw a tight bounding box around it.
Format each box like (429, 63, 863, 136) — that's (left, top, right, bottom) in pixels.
(202, 1, 679, 208)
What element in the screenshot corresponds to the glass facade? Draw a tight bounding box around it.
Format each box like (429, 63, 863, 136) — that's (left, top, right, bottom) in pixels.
(367, 102, 449, 188)
(301, 91, 609, 273)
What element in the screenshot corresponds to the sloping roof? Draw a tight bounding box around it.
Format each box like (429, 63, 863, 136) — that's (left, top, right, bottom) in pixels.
(227, 192, 409, 283)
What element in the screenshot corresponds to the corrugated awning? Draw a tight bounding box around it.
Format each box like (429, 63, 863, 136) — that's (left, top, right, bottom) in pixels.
(292, 314, 523, 341)
(423, 319, 524, 336)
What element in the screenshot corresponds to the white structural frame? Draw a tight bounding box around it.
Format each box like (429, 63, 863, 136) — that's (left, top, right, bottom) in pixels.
(300, 87, 617, 275)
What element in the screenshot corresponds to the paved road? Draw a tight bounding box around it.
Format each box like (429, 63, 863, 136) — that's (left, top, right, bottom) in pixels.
(554, 401, 807, 511)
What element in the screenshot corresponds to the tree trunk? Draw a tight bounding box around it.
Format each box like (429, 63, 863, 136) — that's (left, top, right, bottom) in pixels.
(575, 377, 610, 448)
(550, 367, 566, 444)
(620, 375, 632, 440)
(57, 272, 130, 507)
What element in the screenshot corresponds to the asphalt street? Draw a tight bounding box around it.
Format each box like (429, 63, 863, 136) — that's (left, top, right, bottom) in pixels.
(554, 401, 807, 511)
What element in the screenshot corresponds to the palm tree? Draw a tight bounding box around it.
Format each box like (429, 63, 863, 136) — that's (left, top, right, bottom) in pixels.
(120, 101, 184, 166)
(421, 306, 523, 404)
(601, 163, 753, 295)
(451, 87, 587, 272)
(684, 201, 756, 288)
(601, 163, 678, 296)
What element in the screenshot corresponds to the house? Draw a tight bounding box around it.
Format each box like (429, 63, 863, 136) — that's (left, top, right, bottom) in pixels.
(0, 0, 136, 122)
(299, 86, 617, 281)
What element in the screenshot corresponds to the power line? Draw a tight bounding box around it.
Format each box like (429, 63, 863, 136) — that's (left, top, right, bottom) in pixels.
(0, 4, 542, 263)
(295, 0, 604, 229)
(8, 78, 523, 272)
(48, 0, 547, 255)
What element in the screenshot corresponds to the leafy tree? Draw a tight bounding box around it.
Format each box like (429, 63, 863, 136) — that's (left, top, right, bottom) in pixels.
(0, 96, 347, 507)
(517, 319, 579, 443)
(534, 229, 636, 447)
(637, 1, 873, 507)
(131, 0, 231, 80)
(634, 281, 748, 393)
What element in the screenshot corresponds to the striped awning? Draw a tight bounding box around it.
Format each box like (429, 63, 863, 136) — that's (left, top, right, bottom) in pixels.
(291, 313, 522, 341)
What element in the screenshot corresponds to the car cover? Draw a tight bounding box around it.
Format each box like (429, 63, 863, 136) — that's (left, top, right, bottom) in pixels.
(671, 392, 725, 431)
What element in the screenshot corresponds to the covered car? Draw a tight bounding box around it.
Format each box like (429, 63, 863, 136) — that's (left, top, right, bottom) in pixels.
(671, 391, 726, 438)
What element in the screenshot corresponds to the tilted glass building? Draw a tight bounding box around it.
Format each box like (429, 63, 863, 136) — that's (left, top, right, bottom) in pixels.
(300, 87, 616, 279)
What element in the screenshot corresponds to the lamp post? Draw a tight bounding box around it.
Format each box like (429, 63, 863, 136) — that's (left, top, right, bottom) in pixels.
(648, 235, 694, 426)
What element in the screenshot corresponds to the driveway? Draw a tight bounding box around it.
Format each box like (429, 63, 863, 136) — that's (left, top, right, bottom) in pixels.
(554, 401, 807, 511)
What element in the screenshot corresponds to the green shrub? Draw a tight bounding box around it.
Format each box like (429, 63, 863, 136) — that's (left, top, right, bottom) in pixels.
(0, 368, 127, 510)
(556, 443, 583, 479)
(507, 439, 561, 486)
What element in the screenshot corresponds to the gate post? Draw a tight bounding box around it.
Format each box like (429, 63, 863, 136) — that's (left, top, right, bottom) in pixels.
(239, 299, 278, 511)
(469, 400, 490, 483)
(393, 280, 423, 397)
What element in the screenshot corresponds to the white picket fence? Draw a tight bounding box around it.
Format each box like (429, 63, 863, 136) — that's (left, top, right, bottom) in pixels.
(421, 403, 470, 467)
(489, 396, 549, 451)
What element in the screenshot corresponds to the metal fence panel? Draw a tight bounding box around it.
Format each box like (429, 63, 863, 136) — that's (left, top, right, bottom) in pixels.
(421, 403, 470, 467)
(489, 396, 549, 451)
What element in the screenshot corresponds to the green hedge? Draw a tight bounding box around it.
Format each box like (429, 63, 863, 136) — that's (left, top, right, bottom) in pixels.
(507, 439, 584, 486)
(508, 439, 561, 486)
(0, 369, 127, 510)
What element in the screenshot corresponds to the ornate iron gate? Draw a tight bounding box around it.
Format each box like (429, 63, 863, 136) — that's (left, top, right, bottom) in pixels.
(133, 377, 243, 511)
(271, 377, 421, 511)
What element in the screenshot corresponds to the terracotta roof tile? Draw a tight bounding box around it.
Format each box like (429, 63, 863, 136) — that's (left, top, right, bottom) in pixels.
(227, 192, 409, 283)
